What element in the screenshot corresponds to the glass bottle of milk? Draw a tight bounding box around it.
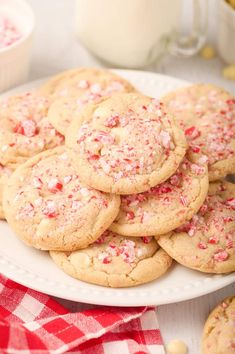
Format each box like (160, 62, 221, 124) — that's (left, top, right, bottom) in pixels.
(75, 0, 208, 68)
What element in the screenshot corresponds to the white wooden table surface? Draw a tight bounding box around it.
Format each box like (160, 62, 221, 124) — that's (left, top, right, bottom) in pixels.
(27, 1, 235, 353)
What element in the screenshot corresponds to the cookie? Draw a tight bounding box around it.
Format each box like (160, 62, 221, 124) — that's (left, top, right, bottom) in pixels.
(50, 231, 172, 288)
(0, 92, 64, 168)
(66, 93, 187, 194)
(3, 147, 120, 251)
(157, 180, 235, 273)
(109, 152, 208, 236)
(0, 164, 12, 219)
(202, 296, 235, 354)
(162, 84, 235, 181)
(40, 67, 135, 97)
(46, 68, 136, 134)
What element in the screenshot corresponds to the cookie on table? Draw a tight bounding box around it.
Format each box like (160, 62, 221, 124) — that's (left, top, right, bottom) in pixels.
(50, 231, 172, 288)
(66, 93, 187, 195)
(0, 164, 12, 219)
(110, 152, 208, 236)
(3, 147, 120, 251)
(162, 84, 235, 181)
(202, 296, 235, 354)
(157, 180, 235, 273)
(0, 92, 64, 169)
(40, 67, 135, 97)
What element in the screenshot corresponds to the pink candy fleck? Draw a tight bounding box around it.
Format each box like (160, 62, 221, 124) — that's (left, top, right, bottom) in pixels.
(225, 198, 235, 210)
(105, 115, 120, 128)
(22, 202, 35, 217)
(102, 256, 112, 264)
(198, 155, 208, 165)
(191, 146, 201, 153)
(14, 120, 37, 137)
(42, 200, 58, 218)
(180, 195, 187, 207)
(159, 130, 171, 148)
(184, 126, 201, 139)
(126, 211, 135, 220)
(90, 83, 101, 94)
(0, 16, 21, 49)
(94, 131, 115, 145)
(97, 239, 136, 265)
(71, 200, 82, 210)
(141, 236, 152, 244)
(213, 250, 229, 262)
(191, 163, 206, 175)
(47, 178, 63, 193)
(170, 174, 181, 187)
(63, 175, 72, 184)
(98, 252, 112, 264)
(77, 80, 89, 89)
(198, 241, 207, 249)
(199, 204, 208, 215)
(32, 177, 43, 189)
(208, 236, 218, 244)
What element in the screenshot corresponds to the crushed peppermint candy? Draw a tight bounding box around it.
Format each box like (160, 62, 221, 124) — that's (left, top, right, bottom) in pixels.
(77, 80, 89, 89)
(0, 15, 21, 49)
(164, 86, 235, 166)
(159, 130, 171, 148)
(104, 114, 120, 128)
(213, 250, 229, 262)
(226, 198, 235, 210)
(208, 236, 218, 244)
(184, 126, 201, 139)
(0, 93, 64, 165)
(96, 237, 137, 265)
(14, 120, 38, 137)
(141, 236, 152, 244)
(198, 241, 207, 249)
(47, 178, 63, 193)
(20, 202, 35, 218)
(42, 200, 58, 218)
(174, 181, 234, 263)
(116, 156, 208, 229)
(126, 211, 135, 220)
(74, 98, 180, 180)
(32, 177, 43, 189)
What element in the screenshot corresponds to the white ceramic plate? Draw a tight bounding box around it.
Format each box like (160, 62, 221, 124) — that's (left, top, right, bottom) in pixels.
(0, 69, 234, 306)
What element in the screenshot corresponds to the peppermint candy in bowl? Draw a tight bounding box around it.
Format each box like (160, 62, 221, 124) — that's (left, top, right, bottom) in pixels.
(0, 0, 35, 92)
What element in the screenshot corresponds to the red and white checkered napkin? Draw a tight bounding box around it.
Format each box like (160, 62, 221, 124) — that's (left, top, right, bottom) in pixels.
(0, 275, 165, 354)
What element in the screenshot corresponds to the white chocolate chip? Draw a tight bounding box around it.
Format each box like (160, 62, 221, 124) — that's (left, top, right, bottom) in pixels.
(36, 218, 55, 236)
(70, 252, 91, 268)
(166, 339, 188, 354)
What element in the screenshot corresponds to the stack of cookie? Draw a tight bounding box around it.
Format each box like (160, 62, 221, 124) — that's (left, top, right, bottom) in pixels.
(1, 68, 234, 288)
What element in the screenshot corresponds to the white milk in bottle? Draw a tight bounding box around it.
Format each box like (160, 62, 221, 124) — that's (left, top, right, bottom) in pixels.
(75, 0, 181, 68)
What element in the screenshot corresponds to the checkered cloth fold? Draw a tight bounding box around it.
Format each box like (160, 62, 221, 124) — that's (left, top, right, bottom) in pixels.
(0, 275, 165, 354)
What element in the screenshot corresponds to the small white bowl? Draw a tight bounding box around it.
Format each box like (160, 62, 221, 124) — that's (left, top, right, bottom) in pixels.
(0, 0, 35, 92)
(218, 0, 235, 64)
